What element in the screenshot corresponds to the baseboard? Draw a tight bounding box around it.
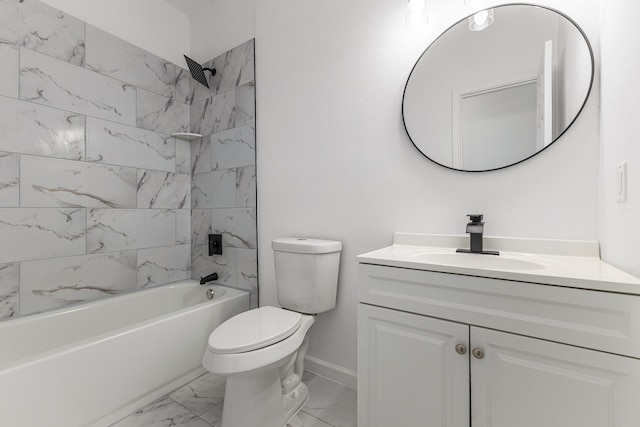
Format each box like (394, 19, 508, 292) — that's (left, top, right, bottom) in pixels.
(304, 355, 357, 390)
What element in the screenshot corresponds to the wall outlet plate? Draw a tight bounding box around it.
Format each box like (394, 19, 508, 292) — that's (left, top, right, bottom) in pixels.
(616, 162, 627, 203)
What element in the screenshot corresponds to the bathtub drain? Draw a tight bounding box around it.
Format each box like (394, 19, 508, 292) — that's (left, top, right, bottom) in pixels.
(206, 289, 215, 300)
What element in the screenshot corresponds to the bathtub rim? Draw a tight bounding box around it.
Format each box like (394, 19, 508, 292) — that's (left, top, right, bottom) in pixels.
(0, 281, 249, 373)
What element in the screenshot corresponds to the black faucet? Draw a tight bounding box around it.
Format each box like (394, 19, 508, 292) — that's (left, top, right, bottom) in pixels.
(456, 214, 499, 255)
(200, 272, 219, 285)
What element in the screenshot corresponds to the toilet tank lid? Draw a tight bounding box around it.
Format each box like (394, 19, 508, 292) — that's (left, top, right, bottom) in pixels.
(272, 238, 342, 254)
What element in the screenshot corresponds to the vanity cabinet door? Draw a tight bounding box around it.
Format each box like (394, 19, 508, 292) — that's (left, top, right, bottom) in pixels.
(358, 304, 469, 427)
(470, 327, 640, 427)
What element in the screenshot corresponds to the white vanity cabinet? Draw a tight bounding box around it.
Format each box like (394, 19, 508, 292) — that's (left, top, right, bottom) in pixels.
(357, 261, 640, 427)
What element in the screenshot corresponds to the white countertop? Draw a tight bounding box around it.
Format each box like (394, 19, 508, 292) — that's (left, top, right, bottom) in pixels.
(356, 233, 640, 295)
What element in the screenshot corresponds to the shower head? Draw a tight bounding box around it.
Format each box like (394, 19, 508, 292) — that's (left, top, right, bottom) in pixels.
(184, 55, 216, 88)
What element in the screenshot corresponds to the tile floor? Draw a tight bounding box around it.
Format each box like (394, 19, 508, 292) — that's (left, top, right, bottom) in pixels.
(109, 371, 357, 427)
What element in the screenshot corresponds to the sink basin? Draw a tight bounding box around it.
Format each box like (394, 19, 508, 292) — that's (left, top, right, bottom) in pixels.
(416, 252, 545, 271)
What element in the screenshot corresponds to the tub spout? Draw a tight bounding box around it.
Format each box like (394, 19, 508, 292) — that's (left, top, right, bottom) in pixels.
(200, 272, 218, 285)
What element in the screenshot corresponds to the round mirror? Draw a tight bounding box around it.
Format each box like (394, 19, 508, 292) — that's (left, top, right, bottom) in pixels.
(402, 4, 594, 172)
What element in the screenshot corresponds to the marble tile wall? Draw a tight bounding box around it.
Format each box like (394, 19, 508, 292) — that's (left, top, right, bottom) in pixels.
(189, 40, 258, 308)
(0, 0, 194, 319)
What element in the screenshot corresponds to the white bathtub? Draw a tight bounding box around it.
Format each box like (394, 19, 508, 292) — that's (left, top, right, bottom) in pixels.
(0, 280, 249, 427)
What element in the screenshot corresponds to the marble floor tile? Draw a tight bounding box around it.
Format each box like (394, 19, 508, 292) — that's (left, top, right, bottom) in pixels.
(302, 371, 318, 383)
(199, 400, 224, 427)
(288, 412, 334, 427)
(169, 373, 226, 416)
(110, 396, 211, 427)
(302, 376, 357, 427)
(112, 371, 356, 427)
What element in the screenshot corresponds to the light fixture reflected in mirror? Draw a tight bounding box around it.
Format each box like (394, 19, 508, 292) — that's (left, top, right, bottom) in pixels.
(468, 9, 494, 31)
(402, 4, 595, 172)
(407, 0, 428, 29)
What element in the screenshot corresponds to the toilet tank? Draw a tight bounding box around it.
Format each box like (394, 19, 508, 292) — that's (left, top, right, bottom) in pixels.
(272, 238, 342, 314)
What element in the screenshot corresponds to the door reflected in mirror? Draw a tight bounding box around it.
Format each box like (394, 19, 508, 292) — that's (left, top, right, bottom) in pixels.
(402, 4, 594, 172)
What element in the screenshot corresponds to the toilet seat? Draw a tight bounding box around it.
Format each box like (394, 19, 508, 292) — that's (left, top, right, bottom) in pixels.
(208, 306, 303, 354)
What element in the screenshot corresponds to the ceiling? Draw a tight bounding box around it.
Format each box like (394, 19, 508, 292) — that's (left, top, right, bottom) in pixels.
(162, 0, 217, 19)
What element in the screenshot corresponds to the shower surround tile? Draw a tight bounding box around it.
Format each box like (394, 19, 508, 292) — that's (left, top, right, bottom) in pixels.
(189, 39, 255, 105)
(0, 263, 19, 320)
(175, 68, 192, 105)
(86, 117, 176, 172)
(19, 251, 137, 315)
(191, 245, 237, 285)
(192, 170, 236, 208)
(20, 48, 136, 125)
(190, 90, 235, 136)
(87, 208, 176, 253)
(236, 165, 256, 208)
(0, 95, 85, 160)
(20, 156, 137, 208)
(137, 245, 190, 288)
(210, 125, 256, 171)
(235, 82, 256, 127)
(191, 209, 212, 246)
(137, 88, 189, 135)
(191, 136, 212, 175)
(0, 41, 18, 98)
(176, 209, 191, 245)
(0, 0, 85, 66)
(237, 248, 258, 291)
(237, 248, 258, 308)
(137, 170, 190, 209)
(211, 39, 255, 94)
(0, 208, 86, 263)
(0, 152, 19, 207)
(175, 139, 191, 174)
(86, 25, 183, 99)
(211, 208, 257, 249)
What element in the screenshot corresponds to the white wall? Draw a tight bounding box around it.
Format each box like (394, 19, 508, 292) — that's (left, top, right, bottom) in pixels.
(599, 0, 640, 278)
(39, 0, 190, 65)
(189, 0, 255, 62)
(41, 0, 616, 380)
(255, 0, 601, 376)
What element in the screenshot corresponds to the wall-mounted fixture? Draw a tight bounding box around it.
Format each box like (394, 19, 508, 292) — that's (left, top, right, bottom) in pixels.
(170, 132, 203, 141)
(184, 55, 216, 88)
(209, 234, 223, 255)
(407, 0, 428, 29)
(468, 9, 494, 31)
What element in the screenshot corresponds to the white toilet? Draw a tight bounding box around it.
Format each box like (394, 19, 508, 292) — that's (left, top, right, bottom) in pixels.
(202, 237, 342, 427)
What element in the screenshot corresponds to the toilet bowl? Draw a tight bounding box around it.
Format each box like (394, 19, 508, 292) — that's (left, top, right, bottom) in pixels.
(202, 238, 342, 427)
(203, 307, 315, 427)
